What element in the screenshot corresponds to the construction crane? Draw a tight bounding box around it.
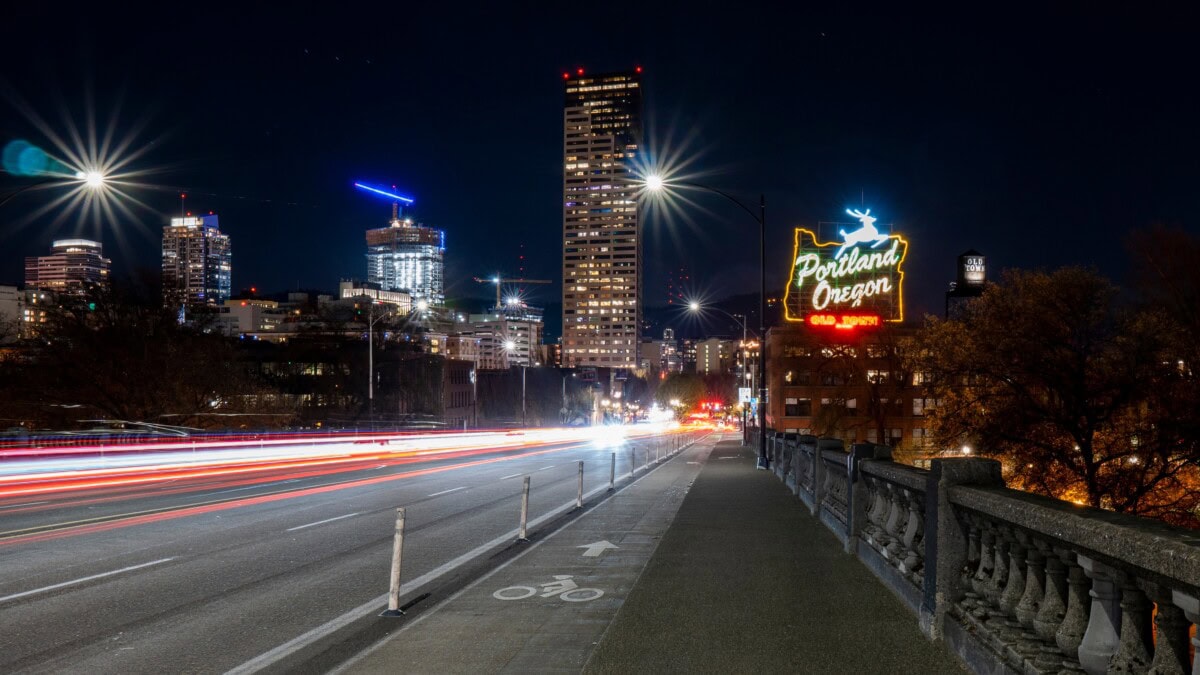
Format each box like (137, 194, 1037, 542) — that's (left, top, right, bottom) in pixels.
(473, 276, 551, 311)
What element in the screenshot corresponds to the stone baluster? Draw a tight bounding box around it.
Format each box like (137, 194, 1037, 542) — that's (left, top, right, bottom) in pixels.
(972, 519, 996, 600)
(1137, 583, 1191, 675)
(1032, 543, 1067, 641)
(898, 489, 924, 581)
(959, 515, 984, 614)
(809, 446, 823, 515)
(1076, 555, 1122, 675)
(1014, 535, 1045, 630)
(1107, 580, 1153, 673)
(861, 476, 886, 546)
(1169, 590, 1199, 675)
(998, 528, 1027, 620)
(884, 484, 908, 559)
(985, 525, 1010, 608)
(1055, 550, 1090, 664)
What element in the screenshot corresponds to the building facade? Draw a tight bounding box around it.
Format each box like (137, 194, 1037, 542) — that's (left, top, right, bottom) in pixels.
(458, 312, 543, 370)
(561, 69, 643, 368)
(339, 280, 413, 313)
(0, 285, 18, 343)
(696, 337, 735, 375)
(365, 208, 445, 307)
(766, 324, 934, 462)
(162, 215, 232, 309)
(24, 239, 110, 296)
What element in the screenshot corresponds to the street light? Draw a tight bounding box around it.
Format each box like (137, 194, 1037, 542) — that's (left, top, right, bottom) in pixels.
(0, 169, 107, 210)
(646, 176, 769, 469)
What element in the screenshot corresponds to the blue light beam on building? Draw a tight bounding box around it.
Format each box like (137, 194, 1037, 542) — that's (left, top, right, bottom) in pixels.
(354, 182, 415, 204)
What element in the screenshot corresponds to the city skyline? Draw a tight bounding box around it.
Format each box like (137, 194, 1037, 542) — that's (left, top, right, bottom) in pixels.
(1, 6, 1197, 325)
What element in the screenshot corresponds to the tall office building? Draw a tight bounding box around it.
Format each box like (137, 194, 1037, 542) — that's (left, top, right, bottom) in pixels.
(561, 68, 643, 368)
(24, 239, 110, 295)
(162, 215, 232, 308)
(366, 204, 445, 307)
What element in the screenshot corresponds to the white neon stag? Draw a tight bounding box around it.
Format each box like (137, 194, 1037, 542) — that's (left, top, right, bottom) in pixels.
(837, 208, 891, 259)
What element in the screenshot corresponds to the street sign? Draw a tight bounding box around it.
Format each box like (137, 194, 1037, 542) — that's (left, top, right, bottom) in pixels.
(738, 387, 752, 403)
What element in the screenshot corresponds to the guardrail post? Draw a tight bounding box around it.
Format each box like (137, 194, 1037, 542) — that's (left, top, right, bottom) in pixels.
(576, 460, 584, 508)
(382, 507, 406, 616)
(920, 457, 1004, 639)
(609, 452, 615, 491)
(518, 476, 530, 541)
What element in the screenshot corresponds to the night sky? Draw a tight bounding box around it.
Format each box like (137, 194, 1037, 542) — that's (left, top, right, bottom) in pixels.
(2, 5, 1197, 338)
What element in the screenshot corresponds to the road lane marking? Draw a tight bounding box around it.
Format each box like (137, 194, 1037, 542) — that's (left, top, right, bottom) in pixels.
(0, 558, 175, 604)
(0, 501, 48, 510)
(286, 513, 361, 532)
(500, 473, 522, 480)
(211, 479, 301, 495)
(537, 465, 554, 471)
(428, 487, 466, 497)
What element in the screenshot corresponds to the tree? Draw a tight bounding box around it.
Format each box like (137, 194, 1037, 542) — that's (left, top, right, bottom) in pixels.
(0, 283, 296, 430)
(911, 267, 1199, 526)
(655, 373, 705, 418)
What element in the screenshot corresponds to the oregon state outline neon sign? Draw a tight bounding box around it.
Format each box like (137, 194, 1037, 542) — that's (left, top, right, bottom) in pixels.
(784, 209, 908, 325)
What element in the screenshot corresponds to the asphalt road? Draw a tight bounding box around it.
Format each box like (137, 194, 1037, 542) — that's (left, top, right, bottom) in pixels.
(0, 430, 685, 674)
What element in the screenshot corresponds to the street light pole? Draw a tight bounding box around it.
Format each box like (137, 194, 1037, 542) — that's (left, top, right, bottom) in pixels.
(758, 193, 768, 470)
(369, 303, 375, 423)
(366, 301, 394, 427)
(669, 185, 769, 469)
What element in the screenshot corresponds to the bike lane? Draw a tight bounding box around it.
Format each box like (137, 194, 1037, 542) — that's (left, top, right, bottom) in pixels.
(339, 434, 717, 674)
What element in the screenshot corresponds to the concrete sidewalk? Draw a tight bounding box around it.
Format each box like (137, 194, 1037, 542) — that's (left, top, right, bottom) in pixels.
(583, 438, 964, 674)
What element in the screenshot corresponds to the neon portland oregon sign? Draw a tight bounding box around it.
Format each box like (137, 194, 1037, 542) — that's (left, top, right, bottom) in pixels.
(783, 208, 909, 328)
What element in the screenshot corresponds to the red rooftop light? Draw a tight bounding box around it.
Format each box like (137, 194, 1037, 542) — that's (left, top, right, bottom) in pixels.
(636, 65, 643, 73)
(562, 72, 569, 79)
(576, 68, 584, 75)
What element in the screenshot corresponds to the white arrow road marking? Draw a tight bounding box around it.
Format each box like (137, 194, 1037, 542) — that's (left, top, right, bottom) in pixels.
(578, 540, 618, 557)
(0, 558, 175, 604)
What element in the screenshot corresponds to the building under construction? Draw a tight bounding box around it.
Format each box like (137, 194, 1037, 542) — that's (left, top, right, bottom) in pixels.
(365, 204, 445, 307)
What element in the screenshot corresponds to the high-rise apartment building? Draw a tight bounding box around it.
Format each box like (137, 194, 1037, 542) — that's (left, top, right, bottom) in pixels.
(24, 239, 110, 295)
(366, 205, 445, 307)
(561, 68, 643, 368)
(162, 215, 232, 308)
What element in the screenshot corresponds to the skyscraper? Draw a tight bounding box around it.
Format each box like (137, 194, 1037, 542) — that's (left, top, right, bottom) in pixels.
(24, 239, 110, 295)
(162, 215, 232, 309)
(561, 68, 643, 368)
(366, 204, 445, 307)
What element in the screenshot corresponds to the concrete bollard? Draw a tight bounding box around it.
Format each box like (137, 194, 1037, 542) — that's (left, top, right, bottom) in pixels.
(383, 507, 406, 616)
(518, 476, 530, 541)
(609, 452, 615, 491)
(576, 460, 584, 508)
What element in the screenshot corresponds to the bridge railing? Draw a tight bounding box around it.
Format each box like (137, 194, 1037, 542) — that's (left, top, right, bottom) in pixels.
(752, 428, 1200, 675)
